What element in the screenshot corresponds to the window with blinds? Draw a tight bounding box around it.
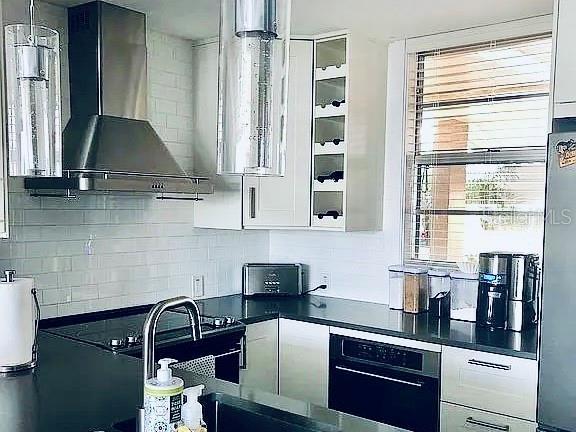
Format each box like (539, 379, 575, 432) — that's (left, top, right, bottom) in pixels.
(404, 34, 552, 265)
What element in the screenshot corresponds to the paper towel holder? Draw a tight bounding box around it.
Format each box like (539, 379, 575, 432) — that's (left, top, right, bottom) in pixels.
(0, 271, 40, 374)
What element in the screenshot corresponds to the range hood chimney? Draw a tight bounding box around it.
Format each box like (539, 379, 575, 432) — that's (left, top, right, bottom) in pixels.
(25, 1, 213, 197)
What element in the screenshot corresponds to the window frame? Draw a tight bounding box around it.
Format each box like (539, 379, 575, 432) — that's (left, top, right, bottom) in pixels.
(398, 17, 553, 267)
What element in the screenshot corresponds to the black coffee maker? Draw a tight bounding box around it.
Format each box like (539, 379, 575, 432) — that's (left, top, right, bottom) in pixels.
(477, 252, 511, 329)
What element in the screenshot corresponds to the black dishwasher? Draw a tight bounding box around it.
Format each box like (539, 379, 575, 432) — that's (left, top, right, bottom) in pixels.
(329, 334, 440, 432)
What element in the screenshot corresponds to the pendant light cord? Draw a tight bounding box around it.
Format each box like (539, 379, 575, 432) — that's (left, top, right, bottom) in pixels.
(29, 0, 35, 45)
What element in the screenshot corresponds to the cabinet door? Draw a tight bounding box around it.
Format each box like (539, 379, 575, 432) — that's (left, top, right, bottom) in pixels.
(554, 0, 576, 116)
(243, 40, 313, 228)
(240, 320, 279, 394)
(441, 402, 537, 432)
(192, 41, 243, 230)
(441, 346, 538, 421)
(279, 319, 329, 406)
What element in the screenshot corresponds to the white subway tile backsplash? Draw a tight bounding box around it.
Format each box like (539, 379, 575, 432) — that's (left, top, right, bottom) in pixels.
(270, 230, 398, 305)
(0, 4, 269, 317)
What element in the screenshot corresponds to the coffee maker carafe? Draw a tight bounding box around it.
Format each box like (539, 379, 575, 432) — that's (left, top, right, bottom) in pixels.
(477, 252, 510, 329)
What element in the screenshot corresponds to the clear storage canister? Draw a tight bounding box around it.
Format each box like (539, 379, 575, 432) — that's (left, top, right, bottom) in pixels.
(428, 269, 451, 297)
(388, 265, 405, 310)
(450, 272, 479, 322)
(404, 267, 428, 314)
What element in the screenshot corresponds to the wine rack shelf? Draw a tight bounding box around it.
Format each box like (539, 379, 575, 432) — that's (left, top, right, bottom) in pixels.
(309, 32, 386, 231)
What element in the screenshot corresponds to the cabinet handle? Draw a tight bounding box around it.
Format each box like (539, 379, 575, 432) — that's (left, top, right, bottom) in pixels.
(240, 336, 247, 370)
(467, 359, 511, 371)
(334, 366, 423, 387)
(466, 416, 510, 431)
(249, 187, 256, 219)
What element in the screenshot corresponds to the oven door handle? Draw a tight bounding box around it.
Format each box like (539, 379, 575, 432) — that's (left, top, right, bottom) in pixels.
(334, 366, 424, 388)
(213, 349, 241, 359)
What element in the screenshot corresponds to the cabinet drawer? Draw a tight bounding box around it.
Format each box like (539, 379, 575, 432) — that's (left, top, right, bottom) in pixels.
(441, 347, 537, 420)
(441, 402, 536, 432)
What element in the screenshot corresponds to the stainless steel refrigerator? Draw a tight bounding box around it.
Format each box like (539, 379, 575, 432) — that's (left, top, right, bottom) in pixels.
(539, 128, 576, 431)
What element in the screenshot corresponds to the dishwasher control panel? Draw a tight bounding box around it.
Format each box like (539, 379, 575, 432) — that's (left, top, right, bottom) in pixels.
(341, 339, 423, 371)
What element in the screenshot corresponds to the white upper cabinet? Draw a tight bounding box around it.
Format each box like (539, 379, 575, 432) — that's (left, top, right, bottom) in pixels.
(243, 40, 313, 228)
(192, 39, 314, 230)
(553, 0, 576, 117)
(192, 41, 243, 230)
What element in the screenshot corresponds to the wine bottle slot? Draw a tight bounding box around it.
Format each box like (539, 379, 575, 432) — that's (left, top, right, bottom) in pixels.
(316, 170, 344, 183)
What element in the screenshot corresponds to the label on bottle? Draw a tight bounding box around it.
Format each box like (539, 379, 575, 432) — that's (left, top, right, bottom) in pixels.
(170, 394, 182, 423)
(144, 392, 182, 432)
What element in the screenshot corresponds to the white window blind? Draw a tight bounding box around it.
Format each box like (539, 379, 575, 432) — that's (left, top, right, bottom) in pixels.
(404, 34, 552, 265)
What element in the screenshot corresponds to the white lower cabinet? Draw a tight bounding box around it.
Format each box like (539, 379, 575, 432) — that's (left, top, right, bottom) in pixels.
(441, 346, 538, 421)
(279, 319, 329, 407)
(441, 403, 537, 432)
(240, 320, 279, 394)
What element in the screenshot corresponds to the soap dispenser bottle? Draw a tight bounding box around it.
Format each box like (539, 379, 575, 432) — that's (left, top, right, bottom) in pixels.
(144, 358, 184, 432)
(182, 385, 207, 432)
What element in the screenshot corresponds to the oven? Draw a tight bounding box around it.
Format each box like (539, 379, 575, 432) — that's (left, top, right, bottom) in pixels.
(328, 334, 440, 432)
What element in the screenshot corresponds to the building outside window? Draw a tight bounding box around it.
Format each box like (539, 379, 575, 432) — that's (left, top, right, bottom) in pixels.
(404, 34, 552, 265)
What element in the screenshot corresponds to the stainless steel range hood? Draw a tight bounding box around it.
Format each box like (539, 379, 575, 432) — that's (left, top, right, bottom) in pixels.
(25, 1, 213, 197)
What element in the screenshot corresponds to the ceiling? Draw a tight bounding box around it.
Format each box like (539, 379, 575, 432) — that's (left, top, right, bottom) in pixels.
(46, 0, 554, 42)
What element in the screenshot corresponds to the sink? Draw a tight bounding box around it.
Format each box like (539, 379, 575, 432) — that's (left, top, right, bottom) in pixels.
(113, 393, 340, 432)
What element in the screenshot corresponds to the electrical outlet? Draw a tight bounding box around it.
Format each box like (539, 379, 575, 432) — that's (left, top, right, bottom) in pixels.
(320, 272, 330, 289)
(84, 234, 95, 256)
(193, 275, 205, 297)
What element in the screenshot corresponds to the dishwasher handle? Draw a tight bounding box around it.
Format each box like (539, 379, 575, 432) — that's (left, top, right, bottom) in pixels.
(334, 365, 424, 388)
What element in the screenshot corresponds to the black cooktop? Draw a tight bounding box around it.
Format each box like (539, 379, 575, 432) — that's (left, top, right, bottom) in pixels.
(44, 308, 243, 351)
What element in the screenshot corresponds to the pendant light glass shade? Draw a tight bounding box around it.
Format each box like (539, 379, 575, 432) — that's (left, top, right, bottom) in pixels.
(217, 0, 291, 177)
(5, 24, 62, 177)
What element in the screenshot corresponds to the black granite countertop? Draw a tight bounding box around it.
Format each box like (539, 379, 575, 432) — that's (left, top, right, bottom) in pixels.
(4, 333, 406, 432)
(196, 294, 538, 359)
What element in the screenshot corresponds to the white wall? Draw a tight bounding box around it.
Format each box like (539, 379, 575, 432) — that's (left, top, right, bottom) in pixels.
(0, 1, 269, 318)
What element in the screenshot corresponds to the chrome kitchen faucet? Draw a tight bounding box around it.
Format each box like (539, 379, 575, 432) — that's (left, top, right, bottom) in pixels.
(139, 296, 203, 431)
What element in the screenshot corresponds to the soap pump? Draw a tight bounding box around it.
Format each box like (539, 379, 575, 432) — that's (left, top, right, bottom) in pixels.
(144, 358, 184, 432)
(182, 384, 206, 432)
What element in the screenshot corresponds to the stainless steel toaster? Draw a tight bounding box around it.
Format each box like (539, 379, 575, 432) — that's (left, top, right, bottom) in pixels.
(242, 264, 307, 297)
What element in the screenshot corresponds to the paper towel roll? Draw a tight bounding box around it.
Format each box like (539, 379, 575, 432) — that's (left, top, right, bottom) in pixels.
(0, 278, 35, 367)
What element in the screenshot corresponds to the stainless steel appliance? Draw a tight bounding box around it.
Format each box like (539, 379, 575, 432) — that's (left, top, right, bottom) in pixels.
(539, 129, 576, 432)
(477, 253, 511, 329)
(476, 252, 539, 331)
(242, 264, 306, 297)
(329, 334, 440, 432)
(24, 1, 212, 197)
(507, 254, 539, 332)
(43, 306, 245, 383)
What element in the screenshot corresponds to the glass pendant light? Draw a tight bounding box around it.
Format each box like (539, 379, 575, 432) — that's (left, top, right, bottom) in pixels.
(4, 0, 62, 177)
(217, 0, 291, 177)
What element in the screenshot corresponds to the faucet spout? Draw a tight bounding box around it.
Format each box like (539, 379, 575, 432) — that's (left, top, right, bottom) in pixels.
(142, 296, 202, 384)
